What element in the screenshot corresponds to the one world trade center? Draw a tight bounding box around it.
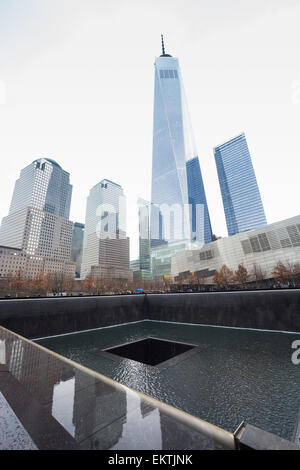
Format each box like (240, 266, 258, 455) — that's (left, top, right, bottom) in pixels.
(150, 36, 212, 248)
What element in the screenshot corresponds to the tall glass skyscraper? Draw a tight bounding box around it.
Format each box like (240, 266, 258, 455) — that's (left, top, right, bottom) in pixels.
(150, 36, 212, 247)
(9, 157, 72, 219)
(71, 222, 85, 278)
(80, 179, 131, 280)
(138, 200, 151, 279)
(186, 157, 213, 243)
(214, 133, 267, 237)
(0, 157, 75, 277)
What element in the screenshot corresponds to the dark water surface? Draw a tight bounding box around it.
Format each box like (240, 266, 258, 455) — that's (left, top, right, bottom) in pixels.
(35, 320, 300, 443)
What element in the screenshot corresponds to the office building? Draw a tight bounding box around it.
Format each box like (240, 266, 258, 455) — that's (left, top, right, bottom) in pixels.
(138, 200, 151, 280)
(171, 215, 300, 283)
(81, 179, 131, 281)
(186, 157, 213, 243)
(71, 222, 85, 278)
(0, 158, 75, 278)
(214, 133, 267, 237)
(150, 36, 212, 246)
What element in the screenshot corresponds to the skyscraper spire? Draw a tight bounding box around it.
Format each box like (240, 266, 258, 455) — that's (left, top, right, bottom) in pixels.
(160, 34, 172, 57)
(161, 34, 165, 56)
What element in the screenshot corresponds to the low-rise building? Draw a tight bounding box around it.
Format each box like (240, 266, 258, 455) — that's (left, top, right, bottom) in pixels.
(0, 245, 75, 279)
(171, 215, 300, 283)
(151, 239, 204, 280)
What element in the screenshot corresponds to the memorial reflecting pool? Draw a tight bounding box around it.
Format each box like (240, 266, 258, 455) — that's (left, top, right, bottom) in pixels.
(36, 320, 300, 444)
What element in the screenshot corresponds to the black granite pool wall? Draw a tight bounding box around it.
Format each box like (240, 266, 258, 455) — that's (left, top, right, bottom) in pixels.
(0, 290, 300, 339)
(149, 291, 300, 332)
(0, 295, 147, 339)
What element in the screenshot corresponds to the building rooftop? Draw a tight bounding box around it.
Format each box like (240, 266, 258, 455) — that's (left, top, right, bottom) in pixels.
(101, 179, 122, 188)
(73, 222, 85, 228)
(0, 246, 22, 252)
(213, 132, 246, 151)
(33, 158, 62, 169)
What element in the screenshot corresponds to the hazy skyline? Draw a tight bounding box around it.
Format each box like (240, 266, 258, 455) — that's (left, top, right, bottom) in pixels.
(0, 0, 300, 259)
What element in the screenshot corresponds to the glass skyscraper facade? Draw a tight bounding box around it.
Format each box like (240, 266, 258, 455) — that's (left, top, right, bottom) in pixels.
(0, 157, 75, 277)
(71, 222, 85, 278)
(80, 179, 131, 280)
(138, 200, 151, 279)
(186, 157, 213, 243)
(150, 37, 212, 248)
(214, 133, 267, 237)
(9, 158, 72, 219)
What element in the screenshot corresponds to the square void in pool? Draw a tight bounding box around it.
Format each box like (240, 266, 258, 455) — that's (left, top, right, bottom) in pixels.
(104, 338, 195, 366)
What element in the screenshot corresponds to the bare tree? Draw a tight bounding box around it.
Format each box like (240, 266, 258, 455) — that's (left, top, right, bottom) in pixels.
(30, 273, 49, 296)
(82, 274, 97, 294)
(286, 262, 300, 287)
(196, 273, 207, 288)
(48, 272, 68, 296)
(64, 276, 75, 295)
(213, 265, 234, 289)
(162, 277, 171, 292)
(293, 263, 300, 283)
(212, 270, 222, 287)
(94, 276, 106, 295)
(272, 261, 296, 285)
(234, 264, 250, 287)
(7, 271, 28, 297)
(251, 263, 266, 288)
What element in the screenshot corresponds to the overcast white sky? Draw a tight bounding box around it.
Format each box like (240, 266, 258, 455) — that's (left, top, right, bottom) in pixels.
(0, 0, 300, 260)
